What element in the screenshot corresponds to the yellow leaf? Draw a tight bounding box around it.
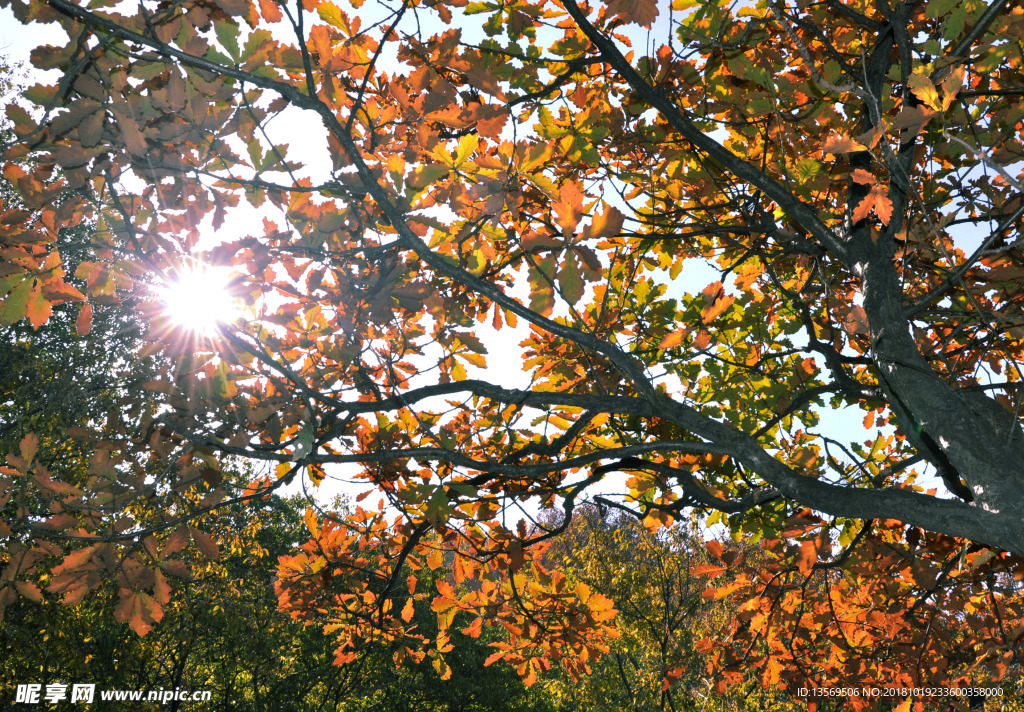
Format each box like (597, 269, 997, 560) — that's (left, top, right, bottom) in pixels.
(453, 134, 479, 169)
(908, 74, 941, 112)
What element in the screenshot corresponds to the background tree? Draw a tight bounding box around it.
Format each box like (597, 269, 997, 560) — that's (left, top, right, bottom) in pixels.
(2, 0, 1024, 699)
(539, 505, 801, 712)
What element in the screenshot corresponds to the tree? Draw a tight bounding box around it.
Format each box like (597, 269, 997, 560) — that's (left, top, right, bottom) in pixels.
(538, 506, 799, 712)
(3, 0, 1024, 694)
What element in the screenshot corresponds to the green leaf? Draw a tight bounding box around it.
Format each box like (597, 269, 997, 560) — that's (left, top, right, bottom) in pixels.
(0, 277, 32, 325)
(925, 0, 958, 18)
(465, 1, 498, 14)
(214, 19, 240, 61)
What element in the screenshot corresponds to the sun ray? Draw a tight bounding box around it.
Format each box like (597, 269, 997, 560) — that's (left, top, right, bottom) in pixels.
(158, 264, 241, 335)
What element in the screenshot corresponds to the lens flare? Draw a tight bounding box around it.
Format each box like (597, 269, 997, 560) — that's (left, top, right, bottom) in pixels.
(159, 265, 240, 334)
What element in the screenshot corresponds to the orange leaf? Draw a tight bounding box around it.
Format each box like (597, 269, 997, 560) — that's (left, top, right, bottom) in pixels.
(659, 328, 686, 349)
(797, 539, 818, 575)
(483, 650, 505, 667)
(701, 293, 735, 324)
(691, 563, 727, 577)
(436, 579, 456, 600)
(52, 545, 98, 574)
(461, 617, 482, 638)
(41, 280, 85, 303)
(76, 303, 93, 336)
(703, 582, 744, 600)
(853, 185, 894, 225)
(258, 0, 283, 21)
(26, 280, 51, 329)
(16, 581, 43, 603)
(552, 181, 584, 236)
(150, 570, 170, 605)
(115, 590, 163, 636)
(822, 133, 867, 155)
(401, 597, 415, 623)
(851, 168, 876, 185)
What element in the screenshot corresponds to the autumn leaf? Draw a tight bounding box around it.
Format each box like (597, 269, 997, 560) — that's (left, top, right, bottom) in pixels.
(552, 181, 585, 236)
(115, 590, 164, 636)
(401, 598, 415, 622)
(851, 168, 876, 186)
(852, 185, 894, 225)
(26, 280, 51, 329)
(191, 528, 221, 560)
(822, 133, 867, 155)
(796, 539, 818, 575)
(72, 302, 92, 336)
(15, 581, 43, 603)
(659, 328, 686, 349)
(605, 0, 659, 28)
(837, 305, 870, 335)
(908, 74, 941, 112)
(461, 617, 483, 638)
(110, 103, 148, 156)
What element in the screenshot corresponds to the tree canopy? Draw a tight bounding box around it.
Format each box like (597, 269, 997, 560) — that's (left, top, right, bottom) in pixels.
(2, 0, 1024, 701)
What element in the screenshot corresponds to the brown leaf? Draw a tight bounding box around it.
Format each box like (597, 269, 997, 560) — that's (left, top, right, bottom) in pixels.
(153, 570, 171, 605)
(41, 280, 85, 303)
(78, 111, 105, 147)
(20, 433, 39, 468)
(50, 545, 99, 577)
(212, 0, 251, 15)
(605, 0, 659, 28)
(110, 104, 148, 156)
(838, 305, 870, 335)
(115, 590, 163, 636)
(190, 528, 221, 560)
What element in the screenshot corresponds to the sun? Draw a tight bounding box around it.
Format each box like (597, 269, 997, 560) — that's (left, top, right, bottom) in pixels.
(159, 264, 241, 334)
